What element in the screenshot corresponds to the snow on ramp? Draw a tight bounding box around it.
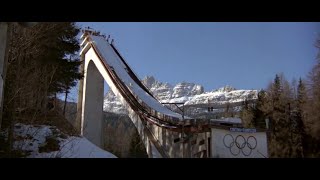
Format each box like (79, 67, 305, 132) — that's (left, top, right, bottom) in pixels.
(90, 35, 189, 121)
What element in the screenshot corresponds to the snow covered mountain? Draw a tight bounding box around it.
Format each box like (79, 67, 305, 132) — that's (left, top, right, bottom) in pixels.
(103, 76, 258, 115)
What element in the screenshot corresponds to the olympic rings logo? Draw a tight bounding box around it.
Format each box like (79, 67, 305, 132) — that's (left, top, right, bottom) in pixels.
(223, 134, 257, 156)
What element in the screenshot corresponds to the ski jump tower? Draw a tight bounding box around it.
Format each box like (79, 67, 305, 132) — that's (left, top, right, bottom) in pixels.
(76, 29, 211, 158)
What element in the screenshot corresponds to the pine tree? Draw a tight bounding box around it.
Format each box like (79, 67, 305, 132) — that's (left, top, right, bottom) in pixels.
(292, 78, 307, 157)
(296, 78, 307, 128)
(129, 131, 147, 158)
(224, 102, 231, 118)
(3, 22, 82, 115)
(306, 54, 320, 139)
(1, 22, 82, 155)
(266, 74, 295, 157)
(253, 89, 267, 128)
(240, 98, 254, 128)
(303, 37, 320, 157)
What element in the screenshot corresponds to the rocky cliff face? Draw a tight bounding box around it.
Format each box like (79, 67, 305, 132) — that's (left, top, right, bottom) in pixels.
(172, 82, 204, 99)
(103, 90, 128, 114)
(142, 76, 173, 101)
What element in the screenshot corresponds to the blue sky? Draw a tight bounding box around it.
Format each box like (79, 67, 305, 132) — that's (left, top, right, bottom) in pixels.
(69, 22, 320, 101)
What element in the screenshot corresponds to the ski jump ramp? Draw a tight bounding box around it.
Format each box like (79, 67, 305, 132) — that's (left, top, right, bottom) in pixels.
(75, 30, 212, 158)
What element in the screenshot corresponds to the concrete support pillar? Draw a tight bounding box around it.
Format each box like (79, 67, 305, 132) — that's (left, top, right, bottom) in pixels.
(81, 61, 104, 147)
(75, 54, 85, 133)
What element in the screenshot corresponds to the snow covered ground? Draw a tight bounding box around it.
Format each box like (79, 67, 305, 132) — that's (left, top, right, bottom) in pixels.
(210, 117, 242, 124)
(13, 123, 116, 158)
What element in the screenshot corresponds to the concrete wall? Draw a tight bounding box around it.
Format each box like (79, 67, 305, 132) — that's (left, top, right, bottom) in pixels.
(146, 123, 210, 158)
(189, 132, 210, 158)
(211, 128, 268, 158)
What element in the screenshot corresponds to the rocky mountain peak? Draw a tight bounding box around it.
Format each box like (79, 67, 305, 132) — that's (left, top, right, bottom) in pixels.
(172, 82, 204, 98)
(103, 76, 257, 115)
(141, 76, 156, 88)
(214, 85, 236, 92)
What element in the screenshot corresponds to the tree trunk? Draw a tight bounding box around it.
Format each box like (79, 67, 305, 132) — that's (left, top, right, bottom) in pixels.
(63, 89, 68, 116)
(8, 107, 15, 156)
(54, 93, 57, 109)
